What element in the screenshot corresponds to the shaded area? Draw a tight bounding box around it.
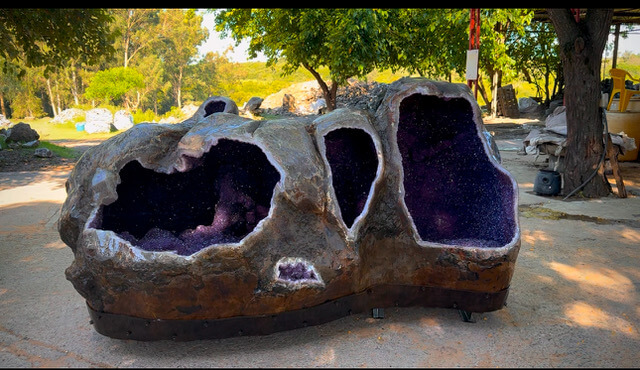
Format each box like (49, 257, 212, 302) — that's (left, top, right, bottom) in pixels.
(323, 128, 378, 228)
(99, 139, 280, 255)
(204, 101, 227, 117)
(397, 94, 516, 247)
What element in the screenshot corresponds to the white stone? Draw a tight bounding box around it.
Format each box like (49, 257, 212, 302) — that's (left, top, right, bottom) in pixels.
(85, 108, 113, 134)
(113, 110, 134, 131)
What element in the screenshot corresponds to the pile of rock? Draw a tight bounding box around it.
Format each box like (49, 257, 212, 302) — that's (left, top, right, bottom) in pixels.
(51, 108, 85, 124)
(50, 108, 135, 134)
(246, 79, 389, 117)
(82, 108, 134, 134)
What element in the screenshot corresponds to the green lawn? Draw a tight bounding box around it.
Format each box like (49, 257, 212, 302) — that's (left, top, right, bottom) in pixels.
(10, 118, 119, 159)
(20, 118, 119, 142)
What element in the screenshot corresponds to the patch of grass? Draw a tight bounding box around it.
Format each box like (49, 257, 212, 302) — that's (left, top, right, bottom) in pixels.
(519, 205, 564, 220)
(22, 118, 119, 141)
(38, 141, 81, 159)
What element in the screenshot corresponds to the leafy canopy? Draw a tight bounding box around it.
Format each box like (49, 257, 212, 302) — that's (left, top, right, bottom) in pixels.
(85, 66, 144, 104)
(0, 9, 115, 75)
(215, 8, 477, 109)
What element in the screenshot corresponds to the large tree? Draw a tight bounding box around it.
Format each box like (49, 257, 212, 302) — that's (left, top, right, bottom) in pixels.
(215, 9, 450, 111)
(512, 21, 562, 105)
(111, 9, 160, 68)
(0, 9, 115, 75)
(547, 9, 613, 198)
(157, 9, 208, 108)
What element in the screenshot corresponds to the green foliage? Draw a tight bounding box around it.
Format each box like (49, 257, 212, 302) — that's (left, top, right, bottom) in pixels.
(162, 106, 187, 120)
(9, 66, 47, 118)
(2, 8, 639, 121)
(132, 109, 159, 124)
(0, 9, 116, 76)
(85, 67, 144, 106)
(213, 61, 331, 106)
(216, 9, 418, 85)
(20, 117, 117, 141)
(156, 9, 208, 107)
(511, 21, 561, 103)
(604, 52, 640, 78)
(38, 141, 80, 159)
(214, 8, 545, 111)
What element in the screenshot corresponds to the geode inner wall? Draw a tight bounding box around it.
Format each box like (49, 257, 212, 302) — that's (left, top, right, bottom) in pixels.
(59, 80, 520, 340)
(99, 138, 280, 256)
(397, 94, 515, 247)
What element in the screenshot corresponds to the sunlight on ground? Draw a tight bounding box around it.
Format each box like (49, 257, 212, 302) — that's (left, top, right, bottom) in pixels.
(313, 347, 336, 366)
(619, 227, 640, 243)
(522, 229, 552, 245)
(0, 181, 66, 206)
(518, 181, 534, 191)
(547, 261, 635, 303)
(564, 301, 637, 338)
(44, 240, 66, 249)
(419, 316, 444, 334)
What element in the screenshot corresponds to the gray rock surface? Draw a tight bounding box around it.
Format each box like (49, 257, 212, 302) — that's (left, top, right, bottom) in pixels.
(84, 108, 113, 134)
(34, 147, 53, 158)
(112, 110, 134, 131)
(51, 108, 85, 124)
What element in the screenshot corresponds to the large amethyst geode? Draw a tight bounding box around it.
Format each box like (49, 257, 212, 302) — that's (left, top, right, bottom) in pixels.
(59, 79, 520, 339)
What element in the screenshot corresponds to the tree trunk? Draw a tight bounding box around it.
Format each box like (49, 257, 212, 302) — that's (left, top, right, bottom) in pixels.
(71, 66, 80, 106)
(46, 78, 58, 117)
(490, 70, 501, 118)
(55, 80, 62, 114)
(477, 74, 491, 109)
(302, 62, 337, 111)
(548, 9, 613, 198)
(177, 67, 183, 109)
(0, 92, 6, 117)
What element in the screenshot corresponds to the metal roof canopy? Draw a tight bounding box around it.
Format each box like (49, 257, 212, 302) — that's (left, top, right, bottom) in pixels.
(533, 8, 640, 25)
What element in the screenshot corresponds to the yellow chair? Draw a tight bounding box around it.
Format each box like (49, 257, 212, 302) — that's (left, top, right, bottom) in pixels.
(608, 68, 640, 112)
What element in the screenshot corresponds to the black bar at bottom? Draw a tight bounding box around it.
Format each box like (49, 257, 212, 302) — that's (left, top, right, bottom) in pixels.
(87, 284, 509, 341)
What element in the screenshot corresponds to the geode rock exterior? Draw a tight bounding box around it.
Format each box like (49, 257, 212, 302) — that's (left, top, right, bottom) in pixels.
(59, 79, 519, 330)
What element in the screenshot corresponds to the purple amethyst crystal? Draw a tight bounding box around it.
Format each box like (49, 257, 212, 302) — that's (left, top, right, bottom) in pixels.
(100, 138, 280, 255)
(278, 262, 317, 281)
(396, 94, 516, 247)
(323, 128, 378, 228)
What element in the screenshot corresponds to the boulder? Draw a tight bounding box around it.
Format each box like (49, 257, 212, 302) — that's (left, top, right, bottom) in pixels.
(0, 114, 11, 128)
(6, 122, 39, 143)
(84, 108, 113, 134)
(113, 110, 134, 131)
(34, 147, 53, 158)
(52, 108, 85, 124)
(282, 93, 297, 113)
(244, 97, 264, 115)
(262, 80, 321, 113)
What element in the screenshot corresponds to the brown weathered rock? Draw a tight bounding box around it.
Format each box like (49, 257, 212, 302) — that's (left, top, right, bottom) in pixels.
(59, 81, 520, 340)
(6, 122, 39, 143)
(282, 93, 297, 113)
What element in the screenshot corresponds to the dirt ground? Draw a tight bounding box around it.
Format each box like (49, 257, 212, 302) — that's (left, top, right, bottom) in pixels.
(0, 120, 639, 367)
